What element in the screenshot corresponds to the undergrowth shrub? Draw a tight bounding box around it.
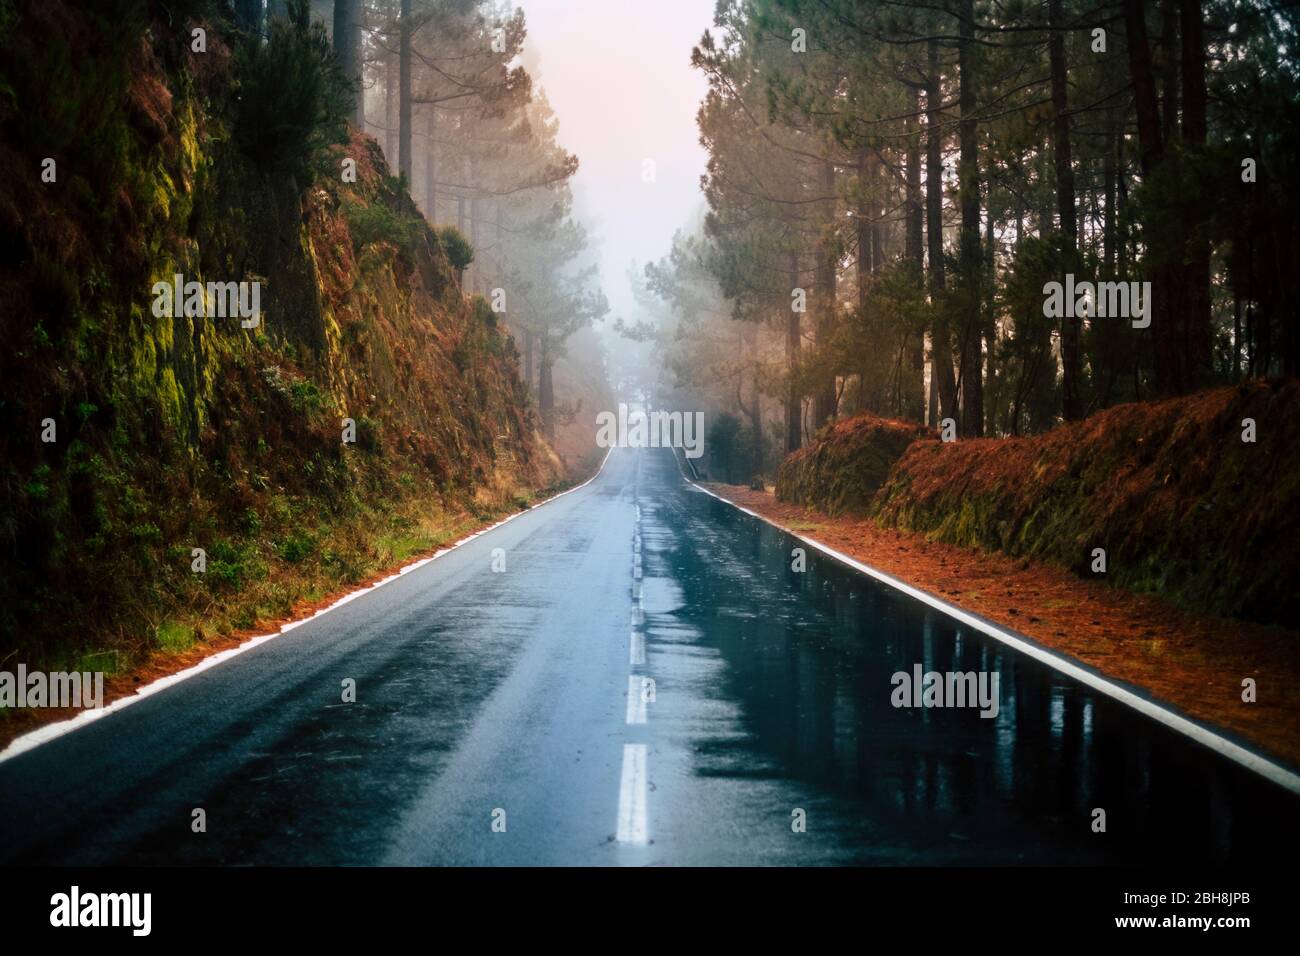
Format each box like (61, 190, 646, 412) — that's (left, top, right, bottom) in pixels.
(436, 225, 474, 272)
(343, 199, 423, 254)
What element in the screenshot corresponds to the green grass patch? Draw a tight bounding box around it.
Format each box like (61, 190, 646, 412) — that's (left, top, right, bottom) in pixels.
(154, 621, 195, 654)
(375, 532, 435, 565)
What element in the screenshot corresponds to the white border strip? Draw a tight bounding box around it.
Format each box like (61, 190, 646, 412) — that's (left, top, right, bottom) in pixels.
(690, 479, 1300, 796)
(616, 743, 648, 844)
(0, 449, 613, 765)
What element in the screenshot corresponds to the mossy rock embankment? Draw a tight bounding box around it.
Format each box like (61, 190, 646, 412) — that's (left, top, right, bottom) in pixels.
(0, 1, 560, 669)
(776, 414, 934, 516)
(870, 381, 1300, 626)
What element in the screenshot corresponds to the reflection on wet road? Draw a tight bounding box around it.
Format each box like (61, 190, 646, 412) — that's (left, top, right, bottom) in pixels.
(639, 449, 1297, 864)
(0, 446, 1294, 865)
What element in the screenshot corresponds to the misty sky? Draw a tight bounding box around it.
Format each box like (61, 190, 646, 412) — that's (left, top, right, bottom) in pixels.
(516, 0, 714, 324)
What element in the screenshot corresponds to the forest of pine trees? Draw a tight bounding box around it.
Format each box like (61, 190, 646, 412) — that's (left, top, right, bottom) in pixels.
(641, 0, 1298, 474)
(261, 0, 611, 441)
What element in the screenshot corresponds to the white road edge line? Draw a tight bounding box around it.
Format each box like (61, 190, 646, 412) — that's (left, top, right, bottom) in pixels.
(616, 743, 648, 844)
(0, 449, 615, 766)
(689, 479, 1300, 797)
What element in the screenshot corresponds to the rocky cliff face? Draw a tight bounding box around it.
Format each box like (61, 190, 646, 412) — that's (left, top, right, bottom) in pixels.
(0, 0, 560, 669)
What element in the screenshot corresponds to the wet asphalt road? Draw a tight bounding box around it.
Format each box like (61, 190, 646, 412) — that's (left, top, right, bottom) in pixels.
(0, 446, 1296, 865)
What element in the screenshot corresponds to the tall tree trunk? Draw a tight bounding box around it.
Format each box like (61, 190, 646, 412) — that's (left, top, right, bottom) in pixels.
(1180, 0, 1207, 147)
(1037, 146, 1055, 234)
(984, 199, 997, 434)
(1093, 109, 1122, 408)
(424, 108, 437, 218)
(786, 254, 802, 453)
(1051, 0, 1083, 421)
(1181, 0, 1213, 387)
(524, 329, 534, 394)
(351, 1, 365, 128)
(398, 0, 413, 181)
(1103, 110, 1117, 274)
(905, 98, 926, 419)
(1116, 130, 1130, 277)
(332, 1, 363, 126)
(1161, 1, 1179, 142)
(495, 202, 503, 294)
(539, 338, 555, 442)
(744, 328, 764, 477)
(856, 150, 871, 318)
(469, 153, 480, 295)
(384, 1, 398, 165)
(856, 150, 873, 414)
(926, 354, 938, 426)
(1125, 0, 1166, 175)
(813, 159, 838, 429)
(906, 88, 924, 267)
(925, 40, 957, 422)
(457, 143, 467, 235)
(869, 151, 885, 272)
(1232, 295, 1242, 379)
(1123, 0, 1182, 395)
(957, 0, 983, 436)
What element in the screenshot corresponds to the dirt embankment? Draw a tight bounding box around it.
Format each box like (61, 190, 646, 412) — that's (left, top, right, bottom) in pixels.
(873, 381, 1300, 627)
(778, 382, 1300, 628)
(776, 415, 934, 515)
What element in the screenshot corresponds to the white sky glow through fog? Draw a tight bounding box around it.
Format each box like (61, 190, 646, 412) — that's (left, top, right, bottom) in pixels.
(516, 0, 714, 325)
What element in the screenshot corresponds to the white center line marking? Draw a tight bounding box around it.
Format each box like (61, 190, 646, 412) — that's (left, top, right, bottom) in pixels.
(616, 744, 648, 845)
(626, 675, 648, 724)
(630, 631, 645, 666)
